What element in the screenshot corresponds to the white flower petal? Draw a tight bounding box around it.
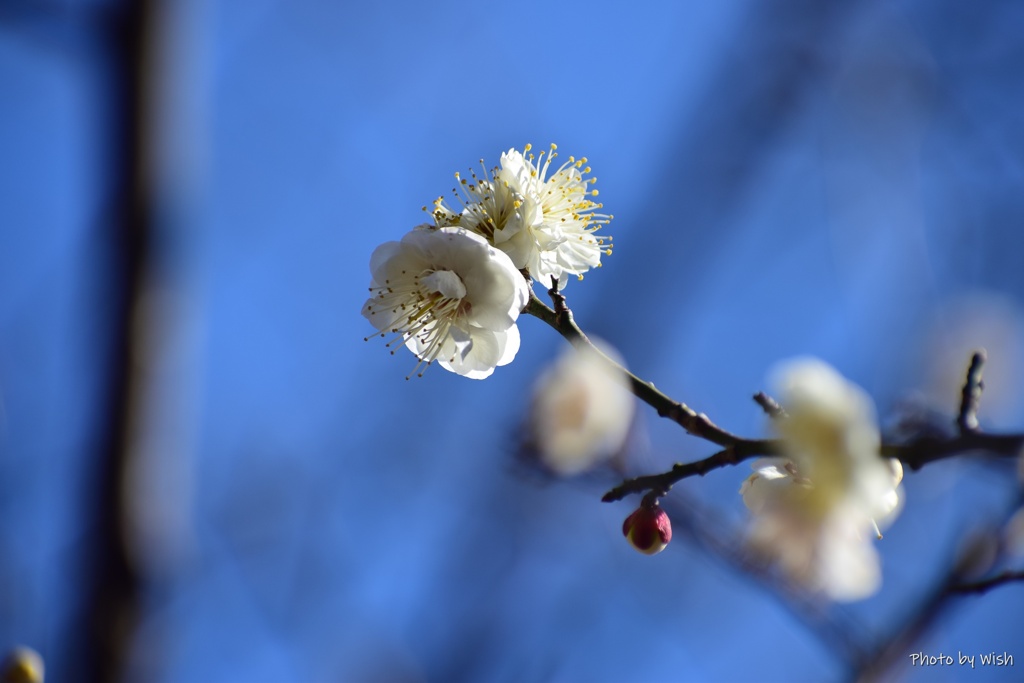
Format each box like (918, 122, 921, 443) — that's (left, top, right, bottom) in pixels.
(461, 250, 528, 330)
(439, 326, 501, 379)
(741, 358, 902, 601)
(363, 227, 526, 379)
(495, 324, 520, 368)
(432, 144, 612, 286)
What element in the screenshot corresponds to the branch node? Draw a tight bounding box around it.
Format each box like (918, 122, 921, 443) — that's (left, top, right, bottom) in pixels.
(641, 490, 664, 508)
(547, 276, 568, 316)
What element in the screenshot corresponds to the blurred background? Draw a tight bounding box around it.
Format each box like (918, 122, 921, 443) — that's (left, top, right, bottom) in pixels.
(2, 0, 1024, 681)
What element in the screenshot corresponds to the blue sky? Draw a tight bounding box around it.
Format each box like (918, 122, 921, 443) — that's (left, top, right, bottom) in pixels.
(2, 0, 1024, 681)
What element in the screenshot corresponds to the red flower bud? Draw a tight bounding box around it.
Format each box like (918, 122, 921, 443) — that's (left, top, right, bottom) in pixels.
(622, 505, 672, 555)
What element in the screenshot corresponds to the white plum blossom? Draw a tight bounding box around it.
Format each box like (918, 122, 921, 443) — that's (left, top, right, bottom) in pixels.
(739, 358, 904, 601)
(362, 227, 528, 379)
(529, 340, 634, 476)
(742, 456, 903, 540)
(429, 144, 613, 288)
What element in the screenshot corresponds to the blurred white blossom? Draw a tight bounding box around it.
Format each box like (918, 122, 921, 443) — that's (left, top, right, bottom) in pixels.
(362, 227, 528, 379)
(430, 144, 612, 288)
(739, 358, 903, 601)
(529, 341, 634, 475)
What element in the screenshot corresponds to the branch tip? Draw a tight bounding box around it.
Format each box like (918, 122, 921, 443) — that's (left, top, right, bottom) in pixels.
(957, 350, 987, 434)
(754, 392, 786, 419)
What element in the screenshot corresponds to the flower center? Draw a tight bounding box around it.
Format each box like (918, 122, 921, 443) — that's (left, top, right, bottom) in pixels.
(364, 267, 473, 379)
(420, 269, 466, 300)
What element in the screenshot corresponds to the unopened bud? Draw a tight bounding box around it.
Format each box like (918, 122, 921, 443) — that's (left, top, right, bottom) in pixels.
(622, 505, 672, 555)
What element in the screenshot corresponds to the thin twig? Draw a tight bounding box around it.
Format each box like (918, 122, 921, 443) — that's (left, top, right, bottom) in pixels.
(602, 448, 743, 502)
(957, 350, 986, 434)
(754, 392, 786, 419)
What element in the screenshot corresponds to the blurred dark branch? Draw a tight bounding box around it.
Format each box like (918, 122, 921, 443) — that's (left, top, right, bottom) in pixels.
(85, 2, 156, 682)
(659, 492, 871, 667)
(524, 285, 1024, 504)
(949, 570, 1024, 595)
(880, 431, 1024, 470)
(851, 571, 960, 683)
(851, 493, 1024, 682)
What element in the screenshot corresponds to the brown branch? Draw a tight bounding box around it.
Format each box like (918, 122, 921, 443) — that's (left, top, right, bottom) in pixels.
(524, 286, 1024, 503)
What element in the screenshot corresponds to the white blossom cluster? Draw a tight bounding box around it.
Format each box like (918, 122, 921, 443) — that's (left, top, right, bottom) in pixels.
(740, 359, 904, 601)
(362, 145, 612, 379)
